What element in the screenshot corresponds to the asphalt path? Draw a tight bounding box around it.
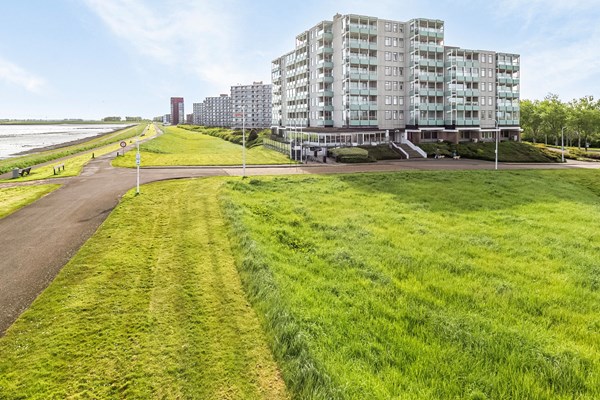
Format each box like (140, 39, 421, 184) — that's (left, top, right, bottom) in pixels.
(1, 151, 599, 334)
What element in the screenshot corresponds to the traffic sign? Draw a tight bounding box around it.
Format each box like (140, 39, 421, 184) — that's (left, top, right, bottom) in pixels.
(120, 141, 127, 148)
(135, 153, 141, 166)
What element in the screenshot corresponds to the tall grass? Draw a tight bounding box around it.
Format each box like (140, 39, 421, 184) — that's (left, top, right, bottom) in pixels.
(221, 170, 600, 399)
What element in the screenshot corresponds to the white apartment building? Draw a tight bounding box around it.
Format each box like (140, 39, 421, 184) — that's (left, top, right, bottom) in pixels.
(199, 94, 232, 127)
(231, 82, 272, 129)
(272, 13, 520, 144)
(192, 102, 204, 125)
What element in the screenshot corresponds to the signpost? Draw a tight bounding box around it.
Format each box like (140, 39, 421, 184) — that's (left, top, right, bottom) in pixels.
(120, 141, 126, 157)
(135, 141, 140, 194)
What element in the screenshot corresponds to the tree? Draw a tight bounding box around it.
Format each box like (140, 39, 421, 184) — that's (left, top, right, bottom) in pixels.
(520, 99, 543, 143)
(538, 94, 568, 145)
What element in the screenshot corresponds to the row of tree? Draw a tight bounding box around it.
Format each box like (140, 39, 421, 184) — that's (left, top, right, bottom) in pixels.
(521, 94, 600, 148)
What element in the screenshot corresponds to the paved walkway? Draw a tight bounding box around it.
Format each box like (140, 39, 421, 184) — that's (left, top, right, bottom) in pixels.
(1, 153, 599, 334)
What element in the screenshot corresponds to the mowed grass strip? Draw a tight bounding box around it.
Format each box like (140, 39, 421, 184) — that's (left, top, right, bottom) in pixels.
(0, 179, 288, 399)
(221, 170, 600, 399)
(112, 126, 291, 167)
(0, 184, 60, 218)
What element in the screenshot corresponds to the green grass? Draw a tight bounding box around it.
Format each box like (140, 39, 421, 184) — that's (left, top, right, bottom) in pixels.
(112, 126, 291, 167)
(0, 179, 288, 399)
(0, 185, 60, 218)
(418, 141, 562, 162)
(0, 124, 147, 175)
(221, 170, 600, 399)
(359, 144, 403, 160)
(329, 147, 372, 163)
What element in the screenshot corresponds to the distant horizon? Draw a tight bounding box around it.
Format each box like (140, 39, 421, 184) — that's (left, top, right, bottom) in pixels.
(1, 0, 598, 119)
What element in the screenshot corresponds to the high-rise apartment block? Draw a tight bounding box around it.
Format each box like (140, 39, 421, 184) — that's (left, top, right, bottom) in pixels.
(231, 82, 272, 129)
(198, 94, 232, 127)
(272, 14, 520, 143)
(192, 102, 204, 125)
(170, 97, 184, 125)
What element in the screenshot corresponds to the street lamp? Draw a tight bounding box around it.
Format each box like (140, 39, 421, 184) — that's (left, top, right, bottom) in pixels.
(242, 105, 246, 177)
(561, 126, 566, 163)
(493, 119, 499, 170)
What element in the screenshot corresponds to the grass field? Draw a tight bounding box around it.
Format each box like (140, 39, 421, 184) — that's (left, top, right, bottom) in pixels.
(0, 184, 60, 219)
(0, 124, 147, 175)
(2, 170, 599, 399)
(221, 170, 600, 399)
(0, 179, 288, 399)
(112, 126, 292, 167)
(419, 141, 561, 162)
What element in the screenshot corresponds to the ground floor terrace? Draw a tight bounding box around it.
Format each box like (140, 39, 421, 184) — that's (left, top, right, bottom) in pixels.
(407, 126, 522, 144)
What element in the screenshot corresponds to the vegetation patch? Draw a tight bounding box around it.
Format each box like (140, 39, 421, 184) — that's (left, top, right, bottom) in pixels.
(179, 125, 269, 148)
(112, 126, 291, 167)
(0, 179, 288, 399)
(418, 141, 561, 162)
(222, 170, 600, 399)
(358, 144, 403, 160)
(329, 147, 372, 163)
(0, 184, 60, 218)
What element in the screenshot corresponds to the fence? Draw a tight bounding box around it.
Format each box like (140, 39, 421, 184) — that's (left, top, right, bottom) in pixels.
(263, 138, 291, 156)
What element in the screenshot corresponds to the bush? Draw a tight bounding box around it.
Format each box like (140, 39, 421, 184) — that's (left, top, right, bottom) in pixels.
(329, 147, 373, 163)
(418, 141, 561, 163)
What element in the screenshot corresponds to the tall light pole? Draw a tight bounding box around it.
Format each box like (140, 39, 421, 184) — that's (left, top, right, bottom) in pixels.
(242, 105, 246, 177)
(561, 126, 566, 163)
(494, 119, 499, 170)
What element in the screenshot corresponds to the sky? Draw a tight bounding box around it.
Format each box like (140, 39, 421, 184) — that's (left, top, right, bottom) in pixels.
(0, 0, 599, 120)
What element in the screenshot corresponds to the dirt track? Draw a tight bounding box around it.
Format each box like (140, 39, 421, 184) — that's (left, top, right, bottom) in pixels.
(1, 152, 599, 334)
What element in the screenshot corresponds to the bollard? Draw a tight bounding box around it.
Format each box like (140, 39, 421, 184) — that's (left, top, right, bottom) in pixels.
(92, 153, 95, 159)
(12, 168, 19, 179)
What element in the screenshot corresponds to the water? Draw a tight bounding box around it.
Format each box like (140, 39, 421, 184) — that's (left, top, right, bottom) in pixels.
(0, 124, 132, 159)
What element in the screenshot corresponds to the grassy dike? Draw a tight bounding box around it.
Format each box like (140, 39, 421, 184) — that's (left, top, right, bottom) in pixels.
(0, 179, 288, 399)
(112, 126, 291, 167)
(221, 170, 600, 399)
(0, 184, 60, 219)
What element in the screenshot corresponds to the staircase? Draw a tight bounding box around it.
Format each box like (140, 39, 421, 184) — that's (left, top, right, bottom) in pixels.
(390, 141, 427, 159)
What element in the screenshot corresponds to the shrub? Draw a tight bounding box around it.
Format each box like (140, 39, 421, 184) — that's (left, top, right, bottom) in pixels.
(329, 147, 372, 163)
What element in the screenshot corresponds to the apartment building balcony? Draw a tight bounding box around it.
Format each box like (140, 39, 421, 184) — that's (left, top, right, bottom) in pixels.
(317, 75, 334, 84)
(418, 103, 445, 111)
(347, 56, 378, 66)
(348, 26, 377, 35)
(447, 72, 479, 82)
(316, 31, 333, 41)
(498, 91, 520, 99)
(416, 119, 445, 126)
(317, 46, 334, 55)
(454, 119, 480, 126)
(498, 119, 520, 126)
(448, 103, 480, 112)
(348, 102, 378, 111)
(413, 73, 445, 82)
(317, 60, 334, 69)
(315, 119, 335, 126)
(317, 90, 334, 97)
(413, 28, 444, 39)
(411, 44, 444, 53)
(412, 88, 444, 97)
(347, 40, 378, 50)
(497, 77, 520, 85)
(347, 88, 378, 96)
(314, 105, 334, 112)
(418, 59, 445, 68)
(349, 119, 379, 126)
(497, 105, 520, 112)
(444, 89, 479, 97)
(444, 60, 480, 69)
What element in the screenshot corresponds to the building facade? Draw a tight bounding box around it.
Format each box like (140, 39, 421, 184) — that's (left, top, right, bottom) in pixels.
(170, 97, 184, 125)
(200, 94, 232, 127)
(192, 102, 204, 125)
(231, 82, 272, 129)
(272, 14, 520, 144)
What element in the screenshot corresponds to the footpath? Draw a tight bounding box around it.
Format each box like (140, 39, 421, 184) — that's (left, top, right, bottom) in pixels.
(1, 151, 599, 333)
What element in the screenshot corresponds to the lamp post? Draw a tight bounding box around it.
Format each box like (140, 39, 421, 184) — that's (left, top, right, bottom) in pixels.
(242, 105, 246, 177)
(494, 119, 499, 170)
(561, 126, 566, 163)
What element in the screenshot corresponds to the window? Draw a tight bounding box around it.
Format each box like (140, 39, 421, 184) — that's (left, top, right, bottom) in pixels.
(489, 82, 493, 92)
(392, 52, 399, 62)
(385, 81, 392, 90)
(479, 54, 485, 63)
(481, 97, 486, 106)
(393, 23, 398, 33)
(481, 83, 485, 92)
(393, 81, 399, 91)
(392, 37, 398, 47)
(385, 22, 391, 32)
(392, 110, 398, 119)
(393, 96, 398, 105)
(385, 66, 392, 76)
(481, 69, 486, 77)
(489, 96, 493, 106)
(385, 51, 392, 61)
(385, 37, 392, 46)
(399, 110, 404, 120)
(385, 95, 392, 105)
(399, 97, 404, 105)
(488, 68, 493, 77)
(385, 110, 392, 120)
(488, 110, 493, 119)
(488, 54, 493, 64)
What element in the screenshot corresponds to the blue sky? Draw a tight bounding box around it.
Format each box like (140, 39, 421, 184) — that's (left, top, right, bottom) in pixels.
(0, 0, 598, 120)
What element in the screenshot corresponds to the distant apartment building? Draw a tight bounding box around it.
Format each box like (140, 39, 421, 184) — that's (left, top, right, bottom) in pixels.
(163, 114, 171, 125)
(186, 113, 194, 124)
(192, 102, 204, 125)
(271, 13, 520, 144)
(170, 97, 184, 125)
(201, 94, 232, 127)
(231, 81, 272, 129)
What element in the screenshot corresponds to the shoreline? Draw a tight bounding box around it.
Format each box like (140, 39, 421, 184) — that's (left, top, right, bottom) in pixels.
(10, 124, 135, 157)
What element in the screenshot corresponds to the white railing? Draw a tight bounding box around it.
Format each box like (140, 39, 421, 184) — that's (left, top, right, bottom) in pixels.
(390, 142, 409, 159)
(399, 138, 428, 158)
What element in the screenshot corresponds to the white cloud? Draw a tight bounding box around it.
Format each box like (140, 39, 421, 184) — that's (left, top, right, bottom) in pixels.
(83, 0, 254, 91)
(0, 57, 45, 93)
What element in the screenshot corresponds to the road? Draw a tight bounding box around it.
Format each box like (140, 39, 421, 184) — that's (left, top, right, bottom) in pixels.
(1, 152, 599, 334)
